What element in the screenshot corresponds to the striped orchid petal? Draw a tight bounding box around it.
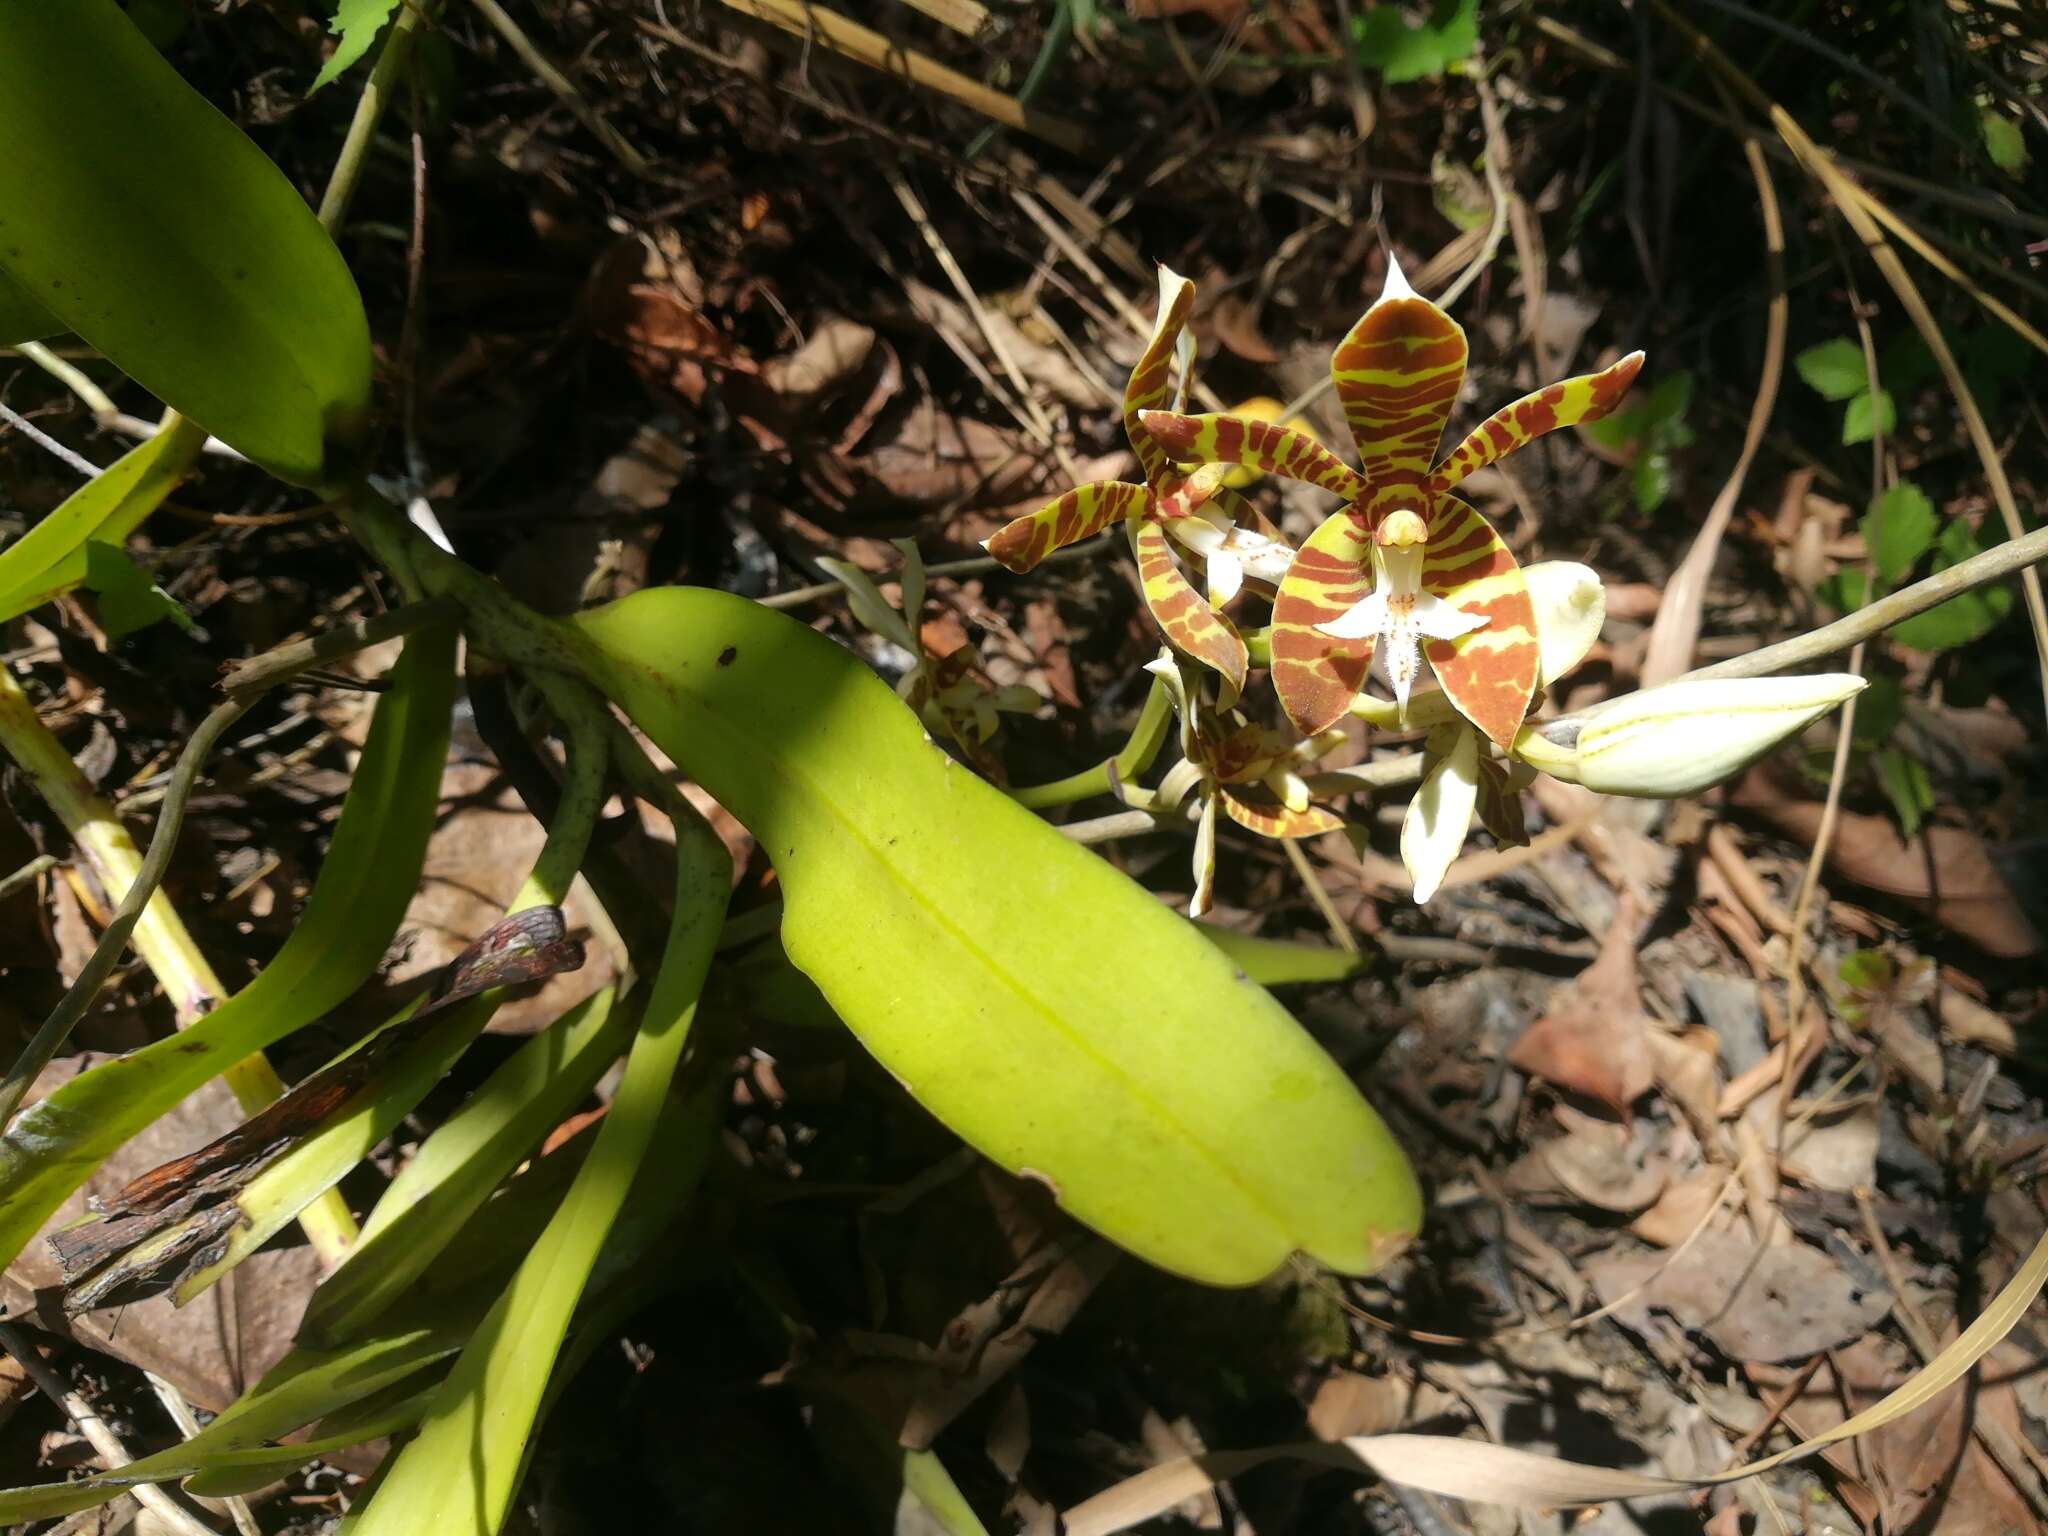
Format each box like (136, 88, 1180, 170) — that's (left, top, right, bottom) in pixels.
(984, 480, 1149, 572)
(1137, 409, 1365, 500)
(1125, 266, 1198, 484)
(1271, 508, 1378, 736)
(1330, 255, 1467, 492)
(1220, 790, 1346, 840)
(1419, 494, 1539, 751)
(1130, 518, 1248, 704)
(1432, 351, 1646, 492)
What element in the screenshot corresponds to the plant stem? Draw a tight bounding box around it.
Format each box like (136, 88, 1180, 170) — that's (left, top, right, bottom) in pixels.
(318, 0, 431, 232)
(1011, 675, 1171, 810)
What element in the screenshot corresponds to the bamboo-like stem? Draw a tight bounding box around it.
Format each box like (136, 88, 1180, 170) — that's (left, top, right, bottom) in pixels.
(318, 0, 431, 232)
(1011, 676, 1173, 811)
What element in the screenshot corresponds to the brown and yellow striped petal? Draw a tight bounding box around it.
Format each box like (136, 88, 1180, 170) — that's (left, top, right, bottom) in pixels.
(1420, 494, 1538, 751)
(1130, 518, 1248, 703)
(1136, 410, 1366, 500)
(1124, 267, 1198, 484)
(984, 480, 1148, 572)
(1219, 789, 1346, 840)
(1432, 350, 1646, 492)
(1330, 277, 1467, 491)
(1270, 508, 1377, 736)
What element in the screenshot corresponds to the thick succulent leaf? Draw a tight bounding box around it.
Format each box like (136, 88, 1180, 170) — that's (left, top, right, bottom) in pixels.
(1420, 495, 1538, 751)
(0, 267, 59, 344)
(1129, 518, 1248, 704)
(1124, 267, 1197, 483)
(1138, 410, 1365, 500)
(984, 480, 1148, 572)
(1330, 266, 1467, 491)
(0, 417, 209, 622)
(1432, 351, 1646, 492)
(1270, 509, 1378, 737)
(0, 627, 456, 1272)
(573, 588, 1421, 1284)
(0, 0, 373, 486)
(297, 987, 627, 1346)
(345, 823, 730, 1536)
(1218, 790, 1345, 840)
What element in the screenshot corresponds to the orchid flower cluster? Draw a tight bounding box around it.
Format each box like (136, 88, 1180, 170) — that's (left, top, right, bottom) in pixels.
(959, 258, 1864, 914)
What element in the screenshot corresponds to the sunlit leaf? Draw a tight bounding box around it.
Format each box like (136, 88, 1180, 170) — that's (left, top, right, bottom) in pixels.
(1795, 337, 1869, 401)
(0, 0, 373, 485)
(574, 588, 1421, 1284)
(311, 0, 402, 90)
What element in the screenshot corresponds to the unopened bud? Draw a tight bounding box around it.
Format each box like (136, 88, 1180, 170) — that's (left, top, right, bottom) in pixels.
(1562, 673, 1867, 797)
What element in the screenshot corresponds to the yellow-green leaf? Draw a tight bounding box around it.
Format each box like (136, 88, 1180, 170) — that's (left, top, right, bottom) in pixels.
(571, 587, 1421, 1285)
(0, 0, 373, 486)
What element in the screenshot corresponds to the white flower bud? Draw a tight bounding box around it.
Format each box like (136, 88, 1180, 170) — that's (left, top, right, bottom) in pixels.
(1569, 673, 1867, 797)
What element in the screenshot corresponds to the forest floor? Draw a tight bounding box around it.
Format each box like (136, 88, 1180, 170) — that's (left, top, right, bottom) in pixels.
(5, 3, 2048, 1533)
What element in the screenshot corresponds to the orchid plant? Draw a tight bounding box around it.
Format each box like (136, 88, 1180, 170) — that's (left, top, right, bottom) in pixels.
(968, 256, 1864, 912)
(982, 267, 1294, 706)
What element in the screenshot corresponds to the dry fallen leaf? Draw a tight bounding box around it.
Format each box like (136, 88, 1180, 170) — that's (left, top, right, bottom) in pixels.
(1509, 895, 1656, 1117)
(1732, 770, 2041, 957)
(1585, 1229, 1892, 1363)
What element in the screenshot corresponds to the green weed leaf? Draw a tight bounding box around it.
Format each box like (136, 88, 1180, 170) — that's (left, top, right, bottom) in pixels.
(1981, 111, 2028, 176)
(0, 0, 373, 486)
(1860, 481, 1936, 588)
(1841, 387, 1895, 445)
(573, 588, 1421, 1286)
(1795, 338, 1869, 401)
(1350, 0, 1477, 83)
(1872, 746, 1933, 840)
(311, 0, 402, 91)
(1890, 522, 2013, 651)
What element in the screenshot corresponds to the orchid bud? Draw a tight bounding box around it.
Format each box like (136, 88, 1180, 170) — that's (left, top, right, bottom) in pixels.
(1522, 561, 1605, 689)
(1559, 673, 1868, 797)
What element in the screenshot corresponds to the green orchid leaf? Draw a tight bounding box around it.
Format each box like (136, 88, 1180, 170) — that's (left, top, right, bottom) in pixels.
(571, 588, 1421, 1286)
(0, 626, 456, 1272)
(1195, 924, 1371, 985)
(0, 267, 60, 344)
(0, 417, 209, 623)
(82, 542, 197, 640)
(312, 0, 404, 91)
(1795, 337, 1870, 401)
(1860, 481, 1937, 589)
(0, 0, 373, 486)
(298, 987, 627, 1346)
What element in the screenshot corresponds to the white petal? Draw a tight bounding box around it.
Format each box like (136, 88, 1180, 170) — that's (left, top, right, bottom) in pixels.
(1412, 590, 1489, 641)
(1316, 592, 1388, 641)
(1168, 515, 1227, 554)
(1207, 551, 1243, 607)
(1156, 757, 1205, 810)
(1401, 727, 1480, 904)
(1188, 795, 1218, 918)
(1172, 327, 1196, 413)
(1523, 561, 1606, 686)
(1227, 533, 1296, 585)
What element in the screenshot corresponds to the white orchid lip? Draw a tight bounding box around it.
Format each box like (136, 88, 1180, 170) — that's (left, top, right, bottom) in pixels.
(1570, 673, 1868, 797)
(1316, 509, 1488, 720)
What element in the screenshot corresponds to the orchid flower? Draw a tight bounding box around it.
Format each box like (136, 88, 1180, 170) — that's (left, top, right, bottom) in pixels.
(820, 539, 1040, 778)
(1399, 561, 1605, 903)
(1139, 255, 1644, 747)
(983, 267, 1295, 706)
(1137, 651, 1347, 917)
